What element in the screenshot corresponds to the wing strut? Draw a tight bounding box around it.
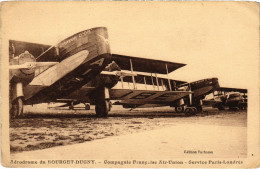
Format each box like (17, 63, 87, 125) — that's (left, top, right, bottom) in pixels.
(128, 82, 130, 89)
(166, 64, 172, 91)
(151, 73, 155, 89)
(130, 59, 137, 89)
(120, 77, 124, 88)
(155, 73, 160, 91)
(161, 79, 165, 90)
(144, 76, 147, 90)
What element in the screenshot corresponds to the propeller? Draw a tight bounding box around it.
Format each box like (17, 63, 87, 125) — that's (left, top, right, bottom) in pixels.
(9, 62, 58, 70)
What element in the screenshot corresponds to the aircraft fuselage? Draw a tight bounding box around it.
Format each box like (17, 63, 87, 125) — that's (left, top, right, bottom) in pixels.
(176, 78, 220, 107)
(23, 27, 112, 105)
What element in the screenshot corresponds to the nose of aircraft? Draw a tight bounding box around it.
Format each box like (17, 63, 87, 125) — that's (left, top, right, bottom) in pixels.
(212, 78, 220, 89)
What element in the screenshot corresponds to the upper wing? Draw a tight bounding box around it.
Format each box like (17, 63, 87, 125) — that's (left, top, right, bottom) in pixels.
(111, 54, 186, 74)
(9, 40, 52, 60)
(109, 88, 191, 104)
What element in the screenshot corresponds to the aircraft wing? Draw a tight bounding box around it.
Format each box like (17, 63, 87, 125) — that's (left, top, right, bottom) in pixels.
(217, 87, 247, 93)
(23, 50, 90, 102)
(53, 87, 191, 107)
(111, 54, 186, 74)
(109, 89, 191, 104)
(9, 40, 52, 60)
(202, 99, 222, 107)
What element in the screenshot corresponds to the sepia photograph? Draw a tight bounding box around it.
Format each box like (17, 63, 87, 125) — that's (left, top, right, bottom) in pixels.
(1, 1, 259, 168)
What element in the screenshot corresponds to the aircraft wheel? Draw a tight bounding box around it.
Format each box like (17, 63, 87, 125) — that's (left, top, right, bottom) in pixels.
(85, 104, 90, 110)
(95, 100, 109, 117)
(191, 107, 197, 115)
(11, 97, 24, 118)
(184, 108, 193, 117)
(69, 102, 74, 110)
(108, 101, 112, 111)
(196, 106, 202, 112)
(175, 106, 184, 113)
(218, 105, 225, 110)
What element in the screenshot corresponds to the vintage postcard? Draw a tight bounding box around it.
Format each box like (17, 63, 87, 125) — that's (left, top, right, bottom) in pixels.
(1, 1, 259, 168)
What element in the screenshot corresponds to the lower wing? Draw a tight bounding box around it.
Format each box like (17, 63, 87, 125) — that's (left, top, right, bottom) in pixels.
(110, 88, 191, 105)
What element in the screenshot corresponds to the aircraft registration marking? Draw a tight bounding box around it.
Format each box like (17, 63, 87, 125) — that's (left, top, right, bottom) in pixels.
(117, 91, 134, 99)
(131, 92, 156, 99)
(90, 58, 104, 66)
(153, 92, 178, 100)
(82, 58, 105, 75)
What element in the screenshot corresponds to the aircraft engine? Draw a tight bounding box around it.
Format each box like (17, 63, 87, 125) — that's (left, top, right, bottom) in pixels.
(10, 51, 36, 86)
(92, 74, 120, 89)
(91, 61, 121, 88)
(9, 51, 57, 118)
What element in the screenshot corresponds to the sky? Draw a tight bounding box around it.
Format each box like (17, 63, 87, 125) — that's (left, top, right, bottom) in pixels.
(2, 2, 259, 89)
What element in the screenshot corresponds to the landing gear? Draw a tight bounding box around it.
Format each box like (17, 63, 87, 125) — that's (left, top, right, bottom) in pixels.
(184, 107, 198, 116)
(108, 100, 112, 111)
(175, 99, 202, 117)
(191, 107, 197, 115)
(184, 108, 193, 116)
(84, 103, 90, 110)
(175, 106, 197, 116)
(69, 102, 74, 110)
(95, 100, 110, 117)
(10, 82, 24, 119)
(175, 106, 184, 113)
(95, 87, 110, 117)
(196, 106, 202, 113)
(217, 105, 225, 110)
(11, 97, 24, 118)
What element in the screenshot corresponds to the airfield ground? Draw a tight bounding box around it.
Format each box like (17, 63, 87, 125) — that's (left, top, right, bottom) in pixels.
(10, 104, 247, 159)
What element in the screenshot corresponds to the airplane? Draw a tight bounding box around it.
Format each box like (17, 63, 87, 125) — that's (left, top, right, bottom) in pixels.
(202, 87, 247, 110)
(9, 27, 192, 118)
(54, 69, 220, 116)
(172, 78, 220, 113)
(9, 27, 113, 118)
(104, 55, 220, 115)
(112, 77, 220, 116)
